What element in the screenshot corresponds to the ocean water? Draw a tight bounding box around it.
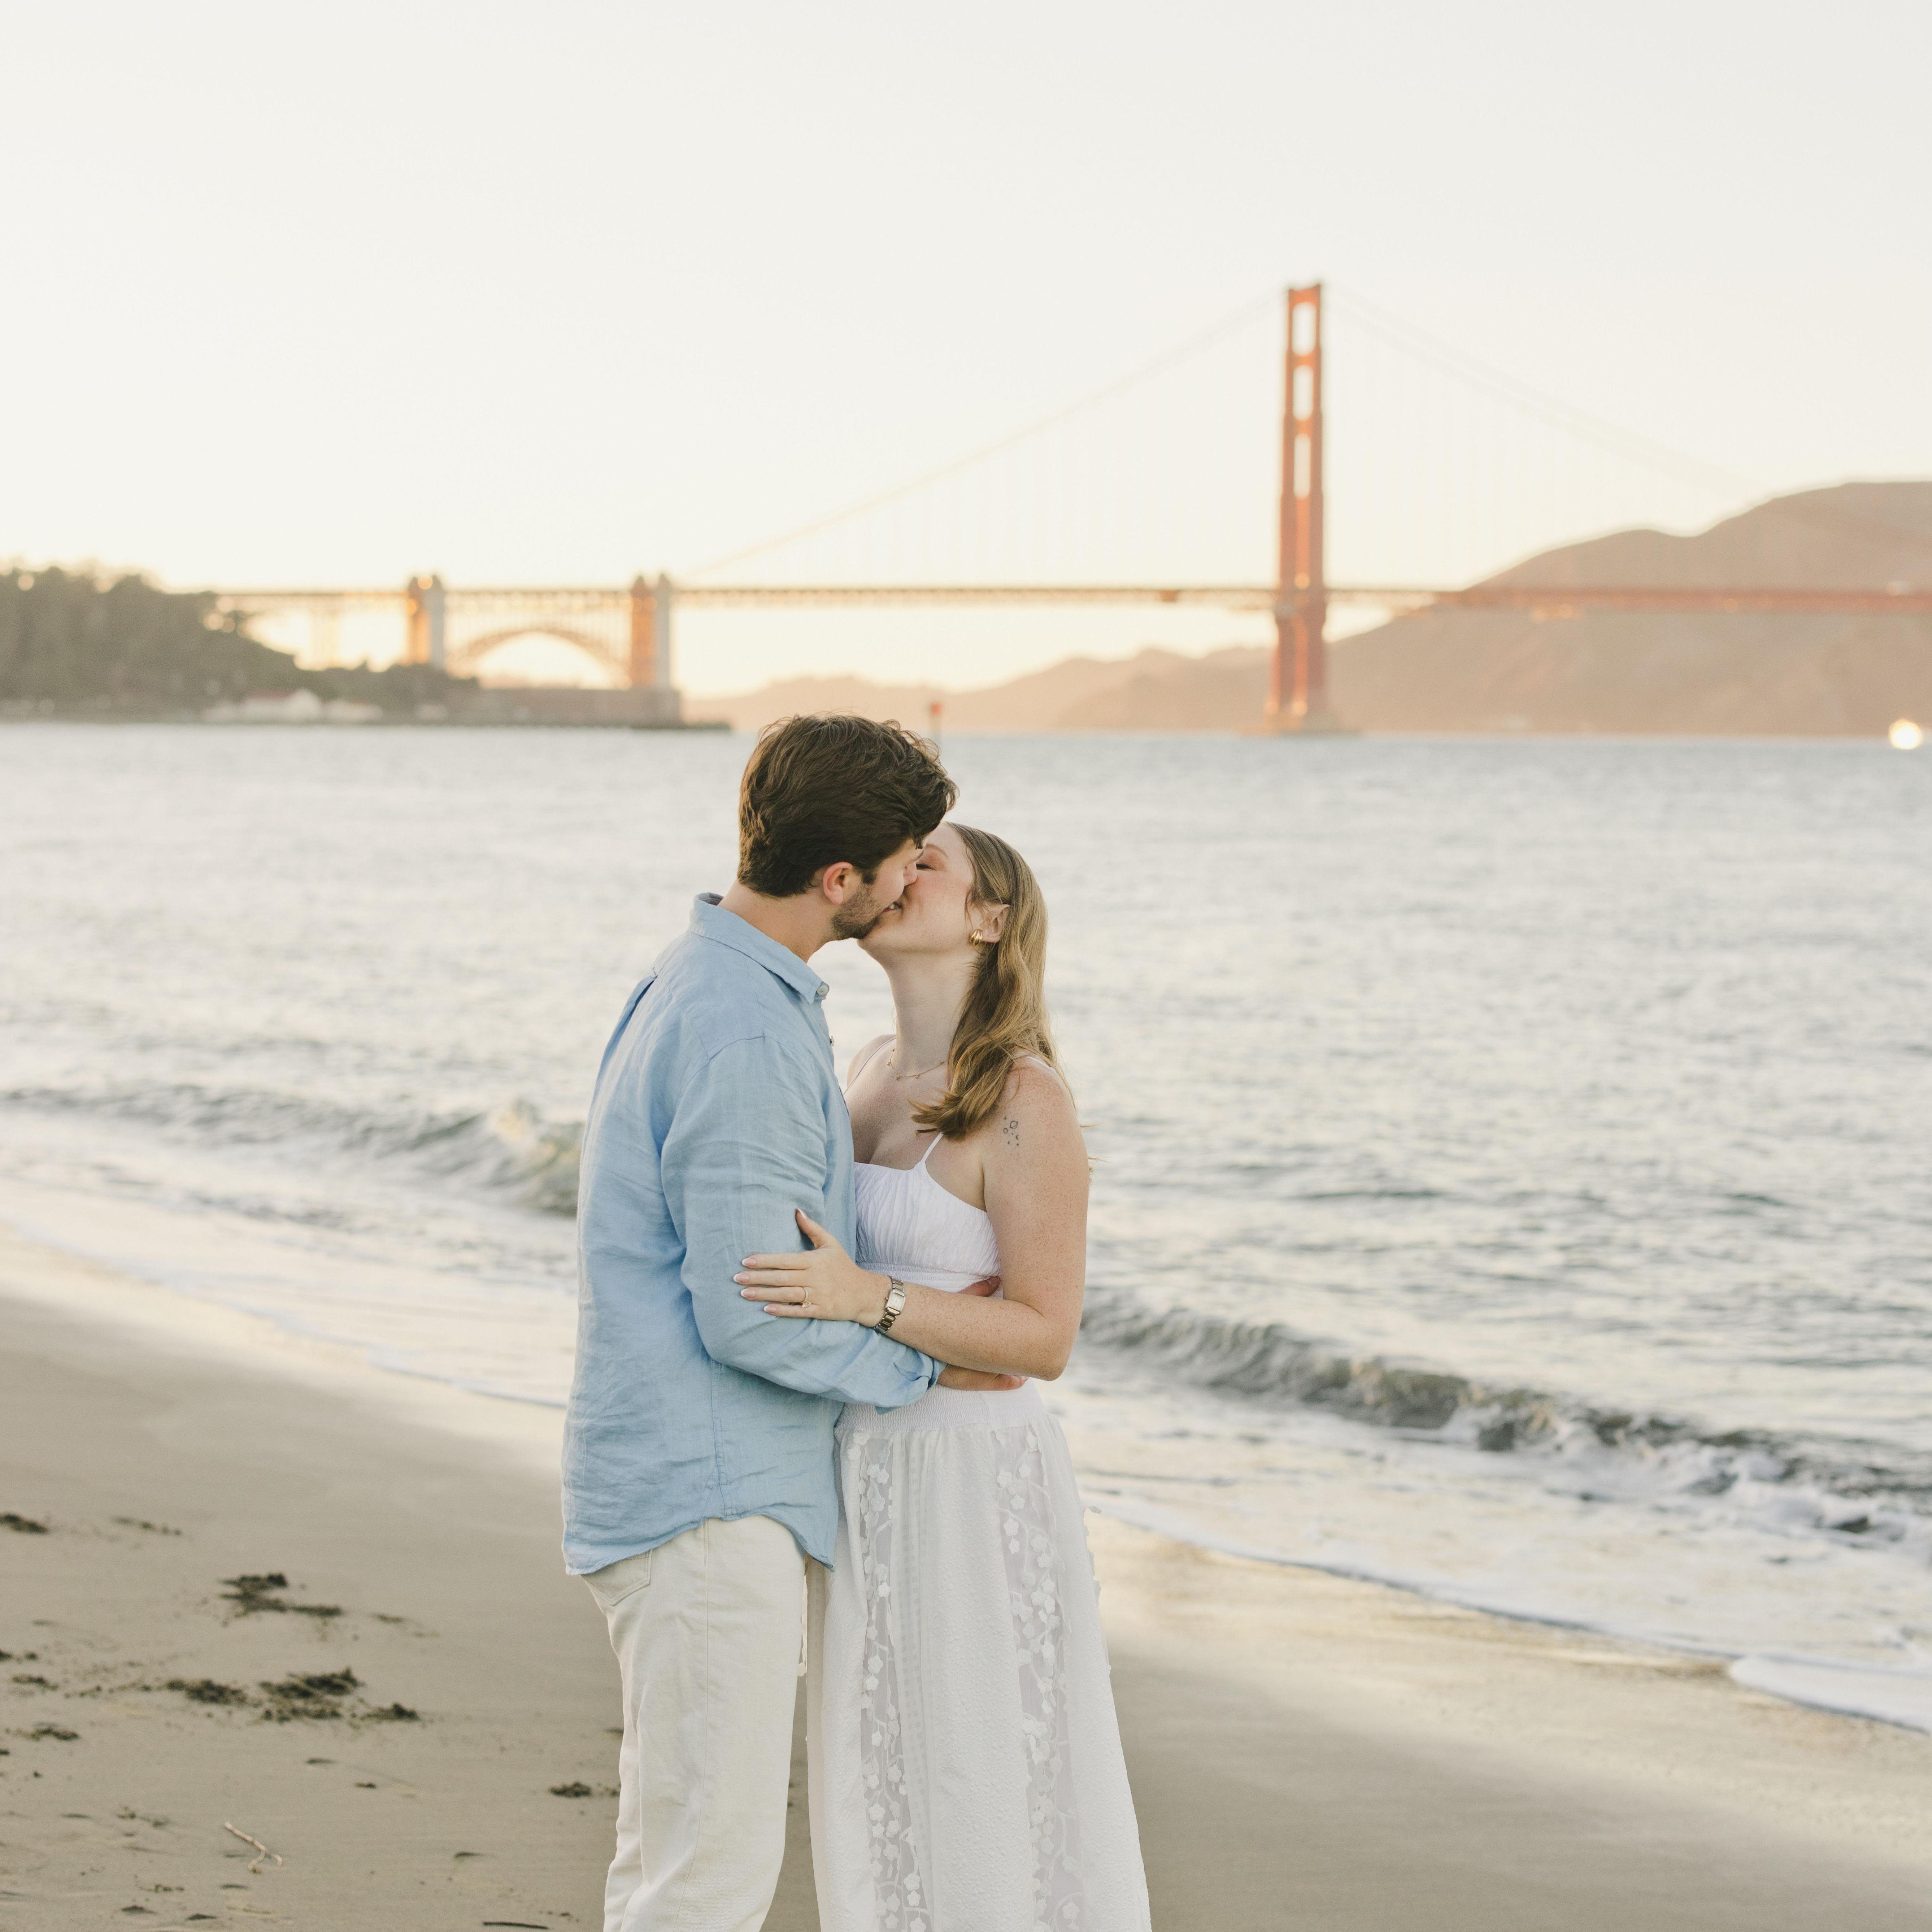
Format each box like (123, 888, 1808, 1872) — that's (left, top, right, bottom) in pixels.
(2, 723, 1928, 1729)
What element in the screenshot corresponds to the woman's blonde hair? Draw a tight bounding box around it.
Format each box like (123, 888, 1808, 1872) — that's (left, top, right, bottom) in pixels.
(913, 823, 1062, 1141)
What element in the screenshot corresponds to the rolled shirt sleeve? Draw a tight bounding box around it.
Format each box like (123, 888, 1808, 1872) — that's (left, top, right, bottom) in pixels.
(662, 1033, 940, 1407)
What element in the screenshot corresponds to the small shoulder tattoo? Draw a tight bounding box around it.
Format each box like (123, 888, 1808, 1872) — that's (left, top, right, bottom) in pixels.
(1001, 1114, 1021, 1149)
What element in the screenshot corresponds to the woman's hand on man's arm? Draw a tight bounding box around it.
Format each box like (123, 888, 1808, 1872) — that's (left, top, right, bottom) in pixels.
(735, 1214, 1024, 1388)
(735, 1059, 1088, 1384)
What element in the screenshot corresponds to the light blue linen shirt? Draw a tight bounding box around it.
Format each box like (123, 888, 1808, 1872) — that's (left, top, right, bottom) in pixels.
(562, 895, 939, 1574)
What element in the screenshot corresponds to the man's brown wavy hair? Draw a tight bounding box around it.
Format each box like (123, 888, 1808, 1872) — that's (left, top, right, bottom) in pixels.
(737, 714, 956, 898)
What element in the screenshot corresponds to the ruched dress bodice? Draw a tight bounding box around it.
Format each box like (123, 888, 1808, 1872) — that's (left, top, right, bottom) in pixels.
(841, 1137, 1046, 1431)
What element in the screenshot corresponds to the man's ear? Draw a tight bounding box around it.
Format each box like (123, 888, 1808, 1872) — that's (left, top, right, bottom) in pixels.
(817, 861, 860, 904)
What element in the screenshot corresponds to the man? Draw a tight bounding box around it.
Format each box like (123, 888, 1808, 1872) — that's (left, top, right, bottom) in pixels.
(564, 714, 1007, 1932)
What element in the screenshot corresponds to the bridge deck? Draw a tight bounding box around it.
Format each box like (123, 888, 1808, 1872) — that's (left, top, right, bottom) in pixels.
(212, 583, 1932, 614)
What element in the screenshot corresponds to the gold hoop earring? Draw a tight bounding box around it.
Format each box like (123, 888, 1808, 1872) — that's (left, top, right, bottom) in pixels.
(969, 929, 985, 944)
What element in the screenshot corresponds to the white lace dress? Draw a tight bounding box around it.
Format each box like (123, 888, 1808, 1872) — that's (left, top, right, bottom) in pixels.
(806, 1140, 1152, 1932)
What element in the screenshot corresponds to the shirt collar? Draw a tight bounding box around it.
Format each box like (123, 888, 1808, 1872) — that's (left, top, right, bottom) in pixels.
(690, 895, 831, 1006)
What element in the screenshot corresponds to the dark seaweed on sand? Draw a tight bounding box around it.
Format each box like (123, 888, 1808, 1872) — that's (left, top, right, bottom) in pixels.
(299, 1670, 357, 1696)
(166, 1678, 250, 1706)
(2, 1513, 48, 1533)
(221, 1573, 342, 1618)
(258, 1670, 360, 1720)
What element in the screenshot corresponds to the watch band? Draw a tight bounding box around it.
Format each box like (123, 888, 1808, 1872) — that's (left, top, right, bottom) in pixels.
(877, 1277, 908, 1333)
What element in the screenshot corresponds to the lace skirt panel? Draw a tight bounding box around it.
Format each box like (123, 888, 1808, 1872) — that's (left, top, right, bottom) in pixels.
(807, 1408, 1150, 1932)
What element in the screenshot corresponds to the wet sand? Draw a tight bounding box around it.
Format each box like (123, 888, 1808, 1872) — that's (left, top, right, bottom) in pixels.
(3, 1227, 1929, 1931)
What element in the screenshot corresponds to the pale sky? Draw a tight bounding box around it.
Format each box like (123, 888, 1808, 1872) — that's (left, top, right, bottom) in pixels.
(5, 2, 1928, 693)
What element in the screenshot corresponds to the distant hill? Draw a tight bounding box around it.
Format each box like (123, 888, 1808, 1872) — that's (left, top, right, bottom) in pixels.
(689, 480, 1932, 736)
(1330, 481, 1932, 734)
(688, 645, 1269, 733)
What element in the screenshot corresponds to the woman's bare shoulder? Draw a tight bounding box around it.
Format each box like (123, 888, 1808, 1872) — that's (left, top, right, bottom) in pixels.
(988, 1056, 1081, 1149)
(845, 1033, 894, 1087)
(1005, 1054, 1073, 1104)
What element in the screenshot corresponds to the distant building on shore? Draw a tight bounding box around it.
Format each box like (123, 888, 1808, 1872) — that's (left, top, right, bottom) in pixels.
(203, 690, 386, 725)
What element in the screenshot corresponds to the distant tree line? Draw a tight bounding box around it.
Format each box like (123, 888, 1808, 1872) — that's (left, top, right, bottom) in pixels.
(0, 567, 477, 716)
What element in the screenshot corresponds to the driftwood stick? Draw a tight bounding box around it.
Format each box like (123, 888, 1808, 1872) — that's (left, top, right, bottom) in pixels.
(222, 1821, 283, 1872)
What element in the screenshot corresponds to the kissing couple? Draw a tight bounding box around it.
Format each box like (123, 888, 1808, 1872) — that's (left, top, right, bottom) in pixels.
(563, 714, 1151, 1931)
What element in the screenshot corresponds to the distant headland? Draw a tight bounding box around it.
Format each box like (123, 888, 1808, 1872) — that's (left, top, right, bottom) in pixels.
(0, 568, 474, 722)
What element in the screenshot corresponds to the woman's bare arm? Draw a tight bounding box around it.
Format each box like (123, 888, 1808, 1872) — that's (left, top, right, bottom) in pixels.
(882, 1065, 1085, 1377)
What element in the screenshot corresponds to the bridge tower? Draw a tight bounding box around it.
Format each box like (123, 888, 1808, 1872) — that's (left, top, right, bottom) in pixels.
(628, 576, 654, 686)
(628, 574, 675, 690)
(403, 575, 447, 669)
(1267, 284, 1338, 731)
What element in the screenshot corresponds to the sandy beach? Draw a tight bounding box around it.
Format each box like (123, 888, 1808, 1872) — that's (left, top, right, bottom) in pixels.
(4, 1224, 1929, 1932)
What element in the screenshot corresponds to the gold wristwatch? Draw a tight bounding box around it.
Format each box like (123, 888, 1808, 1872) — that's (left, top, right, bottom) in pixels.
(877, 1277, 908, 1333)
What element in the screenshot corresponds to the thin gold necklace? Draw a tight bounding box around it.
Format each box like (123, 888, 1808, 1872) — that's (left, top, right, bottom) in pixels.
(888, 1047, 947, 1082)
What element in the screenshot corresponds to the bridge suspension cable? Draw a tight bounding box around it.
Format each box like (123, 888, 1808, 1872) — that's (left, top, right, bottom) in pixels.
(681, 278, 1816, 600)
(684, 286, 1282, 580)
(1324, 283, 1767, 499)
(1335, 284, 1931, 574)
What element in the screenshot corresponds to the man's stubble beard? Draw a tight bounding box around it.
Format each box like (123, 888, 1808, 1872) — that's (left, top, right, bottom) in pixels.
(830, 879, 893, 942)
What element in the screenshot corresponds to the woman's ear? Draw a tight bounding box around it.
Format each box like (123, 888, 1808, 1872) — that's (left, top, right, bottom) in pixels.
(970, 901, 1010, 944)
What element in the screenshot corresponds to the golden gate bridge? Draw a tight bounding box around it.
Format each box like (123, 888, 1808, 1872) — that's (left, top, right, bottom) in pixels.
(214, 284, 1932, 731)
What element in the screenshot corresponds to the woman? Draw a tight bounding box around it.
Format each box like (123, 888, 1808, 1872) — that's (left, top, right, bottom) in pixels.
(735, 822, 1151, 1932)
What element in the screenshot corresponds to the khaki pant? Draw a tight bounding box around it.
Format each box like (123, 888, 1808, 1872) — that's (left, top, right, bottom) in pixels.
(583, 1515, 804, 1932)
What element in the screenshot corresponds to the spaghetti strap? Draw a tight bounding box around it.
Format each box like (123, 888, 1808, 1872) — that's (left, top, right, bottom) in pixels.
(848, 1035, 894, 1087)
(914, 1133, 940, 1170)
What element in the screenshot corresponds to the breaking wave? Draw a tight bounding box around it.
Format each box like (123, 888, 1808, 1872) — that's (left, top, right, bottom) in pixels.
(10, 1078, 1928, 1554)
(1078, 1291, 1932, 1540)
(1, 1080, 584, 1216)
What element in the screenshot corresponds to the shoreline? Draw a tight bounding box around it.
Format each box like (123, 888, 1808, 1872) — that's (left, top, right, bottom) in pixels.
(1085, 1492, 1932, 1736)
(4, 1207, 1928, 1738)
(5, 1226, 1931, 1929)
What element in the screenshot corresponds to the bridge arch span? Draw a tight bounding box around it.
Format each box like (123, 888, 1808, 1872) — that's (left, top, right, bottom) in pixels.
(446, 625, 626, 682)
